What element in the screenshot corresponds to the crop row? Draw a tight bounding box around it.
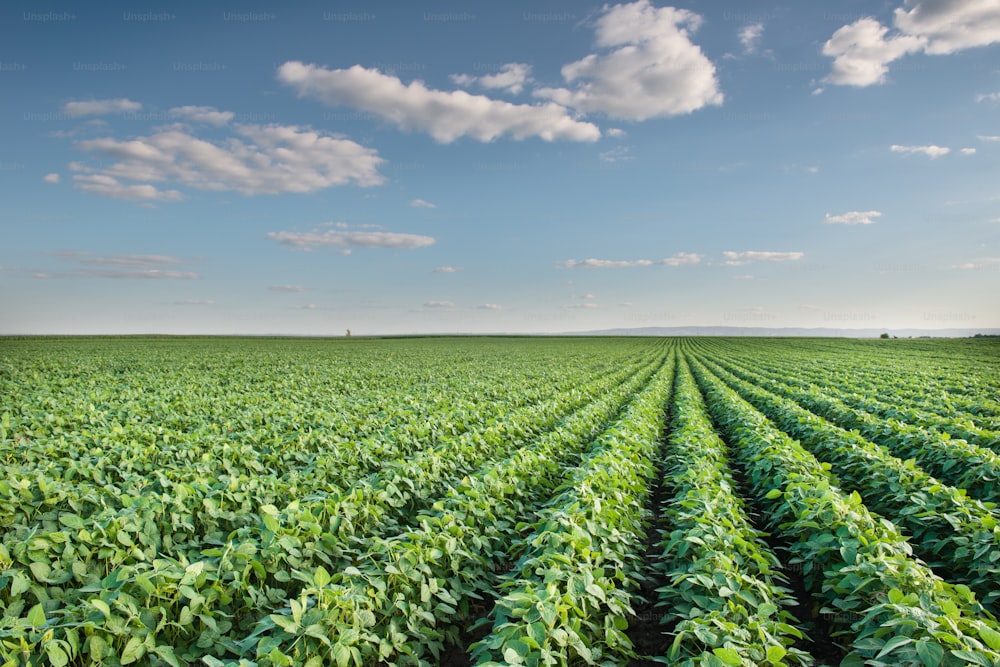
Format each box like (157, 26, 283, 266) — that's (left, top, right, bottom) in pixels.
(695, 353, 1000, 612)
(687, 352, 1000, 666)
(695, 349, 1000, 506)
(468, 350, 675, 666)
(653, 357, 812, 666)
(0, 344, 672, 665)
(693, 340, 1000, 448)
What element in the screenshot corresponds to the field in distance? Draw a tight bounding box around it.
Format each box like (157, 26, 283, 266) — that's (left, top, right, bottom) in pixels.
(2, 335, 999, 667)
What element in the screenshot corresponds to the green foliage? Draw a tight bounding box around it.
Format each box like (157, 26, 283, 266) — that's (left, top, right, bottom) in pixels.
(1, 335, 997, 666)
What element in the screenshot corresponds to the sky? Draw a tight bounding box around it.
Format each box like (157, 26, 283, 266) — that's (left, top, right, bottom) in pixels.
(1, 0, 998, 335)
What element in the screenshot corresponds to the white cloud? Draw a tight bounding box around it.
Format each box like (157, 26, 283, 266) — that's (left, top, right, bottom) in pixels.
(740, 23, 764, 53)
(534, 0, 722, 120)
(890, 144, 951, 158)
(424, 300, 456, 308)
(566, 303, 600, 309)
(72, 173, 183, 202)
(433, 266, 462, 273)
(79, 269, 198, 279)
(43, 173, 60, 184)
(960, 147, 977, 155)
(51, 252, 199, 279)
(62, 98, 142, 117)
(825, 210, 882, 225)
(168, 105, 234, 126)
(278, 61, 600, 143)
(173, 299, 214, 305)
(606, 128, 626, 137)
(564, 258, 654, 269)
(599, 146, 632, 163)
(451, 63, 533, 94)
(266, 227, 435, 251)
(478, 303, 503, 310)
(893, 0, 1000, 55)
(979, 135, 1000, 142)
(822, 18, 926, 86)
(410, 198, 437, 208)
(977, 92, 1000, 103)
(73, 123, 383, 197)
(823, 1, 1000, 87)
(722, 250, 803, 266)
(581, 293, 596, 299)
(953, 257, 1000, 270)
(79, 254, 185, 268)
(269, 284, 308, 292)
(659, 252, 701, 266)
(563, 252, 699, 269)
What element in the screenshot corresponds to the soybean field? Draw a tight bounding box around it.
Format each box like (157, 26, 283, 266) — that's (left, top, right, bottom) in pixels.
(2, 335, 1000, 667)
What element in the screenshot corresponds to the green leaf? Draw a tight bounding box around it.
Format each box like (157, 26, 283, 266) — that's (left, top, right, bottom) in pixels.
(979, 625, 1000, 652)
(713, 647, 743, 666)
(765, 488, 783, 500)
(950, 650, 994, 667)
(766, 645, 787, 664)
(504, 647, 526, 665)
(877, 635, 913, 658)
(27, 603, 46, 627)
(11, 571, 31, 597)
(59, 514, 85, 530)
(154, 645, 182, 667)
(45, 644, 69, 667)
(120, 637, 146, 665)
(314, 565, 331, 587)
(334, 643, 352, 667)
(915, 639, 944, 667)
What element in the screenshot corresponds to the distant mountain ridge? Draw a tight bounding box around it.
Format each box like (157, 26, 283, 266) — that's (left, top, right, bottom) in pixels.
(563, 326, 1000, 338)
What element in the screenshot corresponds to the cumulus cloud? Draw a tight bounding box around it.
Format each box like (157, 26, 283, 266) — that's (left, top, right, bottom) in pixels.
(740, 23, 765, 53)
(478, 303, 503, 310)
(451, 63, 533, 94)
(566, 303, 600, 309)
(722, 250, 803, 266)
(960, 147, 976, 155)
(72, 122, 384, 198)
(410, 198, 437, 208)
(433, 266, 462, 273)
(424, 300, 456, 308)
(823, 1, 1000, 87)
(43, 173, 60, 184)
(825, 210, 882, 225)
(534, 0, 722, 120)
(269, 284, 308, 292)
(977, 92, 1000, 103)
(168, 105, 235, 126)
(822, 18, 926, 86)
(266, 227, 435, 251)
(277, 61, 600, 143)
(890, 144, 951, 158)
(62, 98, 142, 117)
(978, 135, 1000, 142)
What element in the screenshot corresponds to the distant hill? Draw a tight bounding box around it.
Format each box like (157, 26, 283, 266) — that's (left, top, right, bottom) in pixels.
(562, 326, 1000, 338)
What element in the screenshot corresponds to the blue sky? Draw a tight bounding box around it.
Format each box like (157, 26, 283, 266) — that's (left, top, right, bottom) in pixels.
(1, 0, 998, 335)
